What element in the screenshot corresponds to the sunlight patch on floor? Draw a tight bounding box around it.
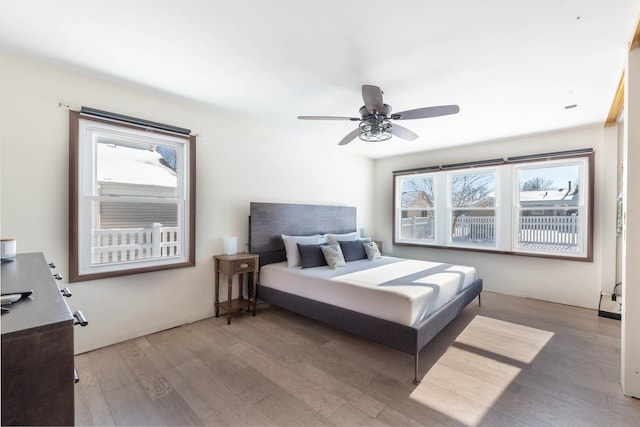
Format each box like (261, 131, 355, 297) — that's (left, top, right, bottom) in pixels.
(410, 315, 554, 426)
(456, 315, 555, 364)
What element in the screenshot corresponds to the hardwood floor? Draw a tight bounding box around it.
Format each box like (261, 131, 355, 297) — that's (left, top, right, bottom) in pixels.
(74, 291, 640, 426)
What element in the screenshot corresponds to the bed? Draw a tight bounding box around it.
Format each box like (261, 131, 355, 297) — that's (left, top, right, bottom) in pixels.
(249, 202, 483, 384)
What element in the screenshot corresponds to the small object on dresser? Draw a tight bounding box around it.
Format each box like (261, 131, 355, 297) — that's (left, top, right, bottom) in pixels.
(0, 290, 33, 305)
(1, 238, 16, 263)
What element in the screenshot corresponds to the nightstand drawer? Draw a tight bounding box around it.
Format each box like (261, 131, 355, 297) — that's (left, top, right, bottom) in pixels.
(229, 257, 256, 274)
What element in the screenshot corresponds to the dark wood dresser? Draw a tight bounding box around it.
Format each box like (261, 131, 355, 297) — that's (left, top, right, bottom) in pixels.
(1, 252, 75, 426)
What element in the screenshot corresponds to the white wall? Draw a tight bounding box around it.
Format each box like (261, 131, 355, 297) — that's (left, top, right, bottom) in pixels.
(621, 46, 640, 398)
(0, 53, 375, 353)
(373, 126, 619, 309)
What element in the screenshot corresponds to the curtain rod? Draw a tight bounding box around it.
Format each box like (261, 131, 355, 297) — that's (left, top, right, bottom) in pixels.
(506, 148, 593, 162)
(80, 106, 191, 135)
(393, 148, 593, 175)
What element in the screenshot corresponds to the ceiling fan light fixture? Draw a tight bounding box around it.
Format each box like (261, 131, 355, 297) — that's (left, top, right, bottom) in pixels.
(298, 85, 460, 145)
(359, 119, 392, 142)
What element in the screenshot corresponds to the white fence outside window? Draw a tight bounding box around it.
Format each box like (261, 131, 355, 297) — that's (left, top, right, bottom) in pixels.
(401, 215, 579, 248)
(518, 215, 579, 247)
(92, 223, 179, 264)
(452, 216, 495, 243)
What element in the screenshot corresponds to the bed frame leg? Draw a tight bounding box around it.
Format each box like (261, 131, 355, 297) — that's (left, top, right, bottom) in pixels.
(478, 293, 482, 307)
(412, 355, 421, 385)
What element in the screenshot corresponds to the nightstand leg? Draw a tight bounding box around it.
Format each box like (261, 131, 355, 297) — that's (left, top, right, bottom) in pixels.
(214, 267, 220, 317)
(252, 272, 257, 316)
(227, 275, 233, 325)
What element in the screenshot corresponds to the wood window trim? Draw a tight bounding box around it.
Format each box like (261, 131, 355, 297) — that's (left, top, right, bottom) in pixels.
(68, 110, 196, 282)
(605, 18, 640, 127)
(392, 152, 594, 262)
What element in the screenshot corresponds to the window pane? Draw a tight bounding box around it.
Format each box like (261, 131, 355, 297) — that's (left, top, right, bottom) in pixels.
(451, 210, 496, 245)
(517, 209, 580, 252)
(400, 177, 434, 208)
(399, 210, 434, 240)
(97, 141, 177, 198)
(90, 201, 180, 265)
(451, 172, 495, 208)
(516, 162, 582, 254)
(99, 201, 178, 229)
(518, 164, 579, 207)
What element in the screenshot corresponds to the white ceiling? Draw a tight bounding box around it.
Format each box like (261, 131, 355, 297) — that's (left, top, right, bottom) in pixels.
(1, 0, 638, 159)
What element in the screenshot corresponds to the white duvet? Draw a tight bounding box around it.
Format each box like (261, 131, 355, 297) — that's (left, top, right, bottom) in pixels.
(259, 256, 478, 327)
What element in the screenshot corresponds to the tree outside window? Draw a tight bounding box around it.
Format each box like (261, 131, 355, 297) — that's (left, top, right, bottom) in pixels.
(450, 171, 496, 246)
(398, 176, 435, 241)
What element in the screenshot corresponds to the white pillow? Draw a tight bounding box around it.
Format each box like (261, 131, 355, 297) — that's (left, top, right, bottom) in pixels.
(282, 234, 327, 267)
(327, 232, 358, 245)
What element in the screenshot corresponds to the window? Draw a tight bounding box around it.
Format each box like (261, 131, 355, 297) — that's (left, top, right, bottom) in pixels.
(396, 174, 437, 243)
(513, 158, 588, 257)
(449, 169, 497, 248)
(393, 151, 593, 261)
(69, 109, 196, 282)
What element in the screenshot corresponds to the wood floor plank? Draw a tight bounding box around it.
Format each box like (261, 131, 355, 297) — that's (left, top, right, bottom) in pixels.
(73, 353, 116, 426)
(322, 336, 415, 383)
(254, 392, 335, 427)
(174, 358, 274, 426)
(292, 361, 385, 418)
(200, 356, 277, 405)
(86, 344, 137, 393)
(225, 341, 346, 418)
(74, 291, 640, 427)
(103, 381, 167, 426)
(117, 338, 173, 400)
(144, 329, 197, 367)
(365, 375, 467, 426)
(328, 403, 381, 426)
(373, 406, 428, 427)
(152, 389, 204, 426)
(137, 337, 216, 421)
(251, 310, 383, 385)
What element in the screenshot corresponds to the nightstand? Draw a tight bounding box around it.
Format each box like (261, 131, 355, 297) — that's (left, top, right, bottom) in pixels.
(213, 253, 259, 325)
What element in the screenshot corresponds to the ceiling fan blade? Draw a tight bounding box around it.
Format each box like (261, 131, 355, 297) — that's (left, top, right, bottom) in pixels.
(298, 116, 359, 121)
(391, 105, 460, 120)
(338, 128, 361, 146)
(391, 124, 419, 141)
(362, 85, 384, 114)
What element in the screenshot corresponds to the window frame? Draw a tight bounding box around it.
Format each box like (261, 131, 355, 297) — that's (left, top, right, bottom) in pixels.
(395, 173, 438, 244)
(69, 110, 196, 282)
(511, 156, 591, 260)
(393, 151, 594, 261)
(446, 167, 500, 250)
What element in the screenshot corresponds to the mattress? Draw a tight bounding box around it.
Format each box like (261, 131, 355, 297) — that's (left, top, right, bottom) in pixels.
(259, 256, 478, 326)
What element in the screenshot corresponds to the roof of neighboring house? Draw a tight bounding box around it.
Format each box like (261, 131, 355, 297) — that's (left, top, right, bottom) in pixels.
(520, 188, 577, 202)
(97, 143, 177, 189)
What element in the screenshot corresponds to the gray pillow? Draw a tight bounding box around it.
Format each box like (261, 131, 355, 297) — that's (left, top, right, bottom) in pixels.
(297, 243, 328, 269)
(339, 239, 371, 262)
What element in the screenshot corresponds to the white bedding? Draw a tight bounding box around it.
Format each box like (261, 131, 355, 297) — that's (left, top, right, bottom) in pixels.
(259, 256, 478, 327)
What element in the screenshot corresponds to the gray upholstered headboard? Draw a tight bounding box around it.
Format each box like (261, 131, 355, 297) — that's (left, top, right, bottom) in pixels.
(249, 202, 357, 267)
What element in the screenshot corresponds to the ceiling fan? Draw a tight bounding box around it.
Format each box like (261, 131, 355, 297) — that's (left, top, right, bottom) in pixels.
(298, 85, 460, 146)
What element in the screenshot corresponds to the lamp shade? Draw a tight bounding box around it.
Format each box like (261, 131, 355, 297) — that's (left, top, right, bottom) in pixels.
(223, 236, 237, 255)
